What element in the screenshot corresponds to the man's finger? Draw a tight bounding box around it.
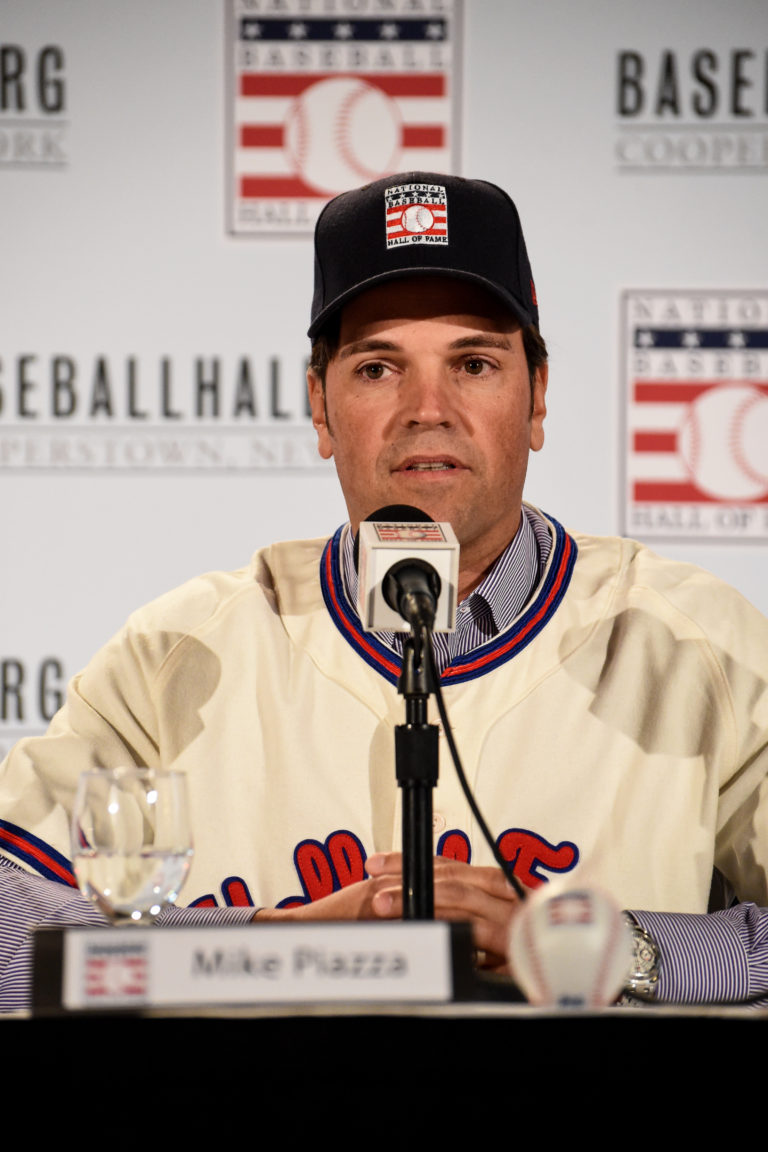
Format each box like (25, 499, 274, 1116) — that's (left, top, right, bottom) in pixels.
(432, 856, 520, 902)
(365, 851, 403, 877)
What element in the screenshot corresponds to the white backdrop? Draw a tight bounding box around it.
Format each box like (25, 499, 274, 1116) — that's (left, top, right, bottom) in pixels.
(1, 0, 766, 753)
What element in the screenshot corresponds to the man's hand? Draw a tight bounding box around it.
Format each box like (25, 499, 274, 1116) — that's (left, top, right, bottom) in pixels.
(369, 853, 520, 970)
(252, 863, 402, 925)
(253, 852, 520, 972)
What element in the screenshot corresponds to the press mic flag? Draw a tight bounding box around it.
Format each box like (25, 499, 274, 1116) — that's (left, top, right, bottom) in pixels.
(355, 505, 459, 632)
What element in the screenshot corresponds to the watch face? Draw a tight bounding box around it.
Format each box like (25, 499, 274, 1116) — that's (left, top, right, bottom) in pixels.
(636, 938, 656, 973)
(625, 919, 660, 996)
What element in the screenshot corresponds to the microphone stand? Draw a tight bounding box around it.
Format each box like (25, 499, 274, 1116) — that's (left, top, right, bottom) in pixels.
(396, 623, 439, 920)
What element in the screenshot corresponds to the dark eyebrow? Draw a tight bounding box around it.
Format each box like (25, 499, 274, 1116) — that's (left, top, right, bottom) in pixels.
(338, 338, 401, 360)
(447, 335, 514, 352)
(338, 333, 515, 360)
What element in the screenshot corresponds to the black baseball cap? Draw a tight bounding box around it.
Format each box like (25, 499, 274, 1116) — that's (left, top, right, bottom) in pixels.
(308, 171, 539, 338)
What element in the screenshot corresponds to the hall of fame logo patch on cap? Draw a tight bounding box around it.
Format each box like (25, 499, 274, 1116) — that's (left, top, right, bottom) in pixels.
(227, 0, 461, 235)
(622, 290, 768, 541)
(385, 183, 448, 247)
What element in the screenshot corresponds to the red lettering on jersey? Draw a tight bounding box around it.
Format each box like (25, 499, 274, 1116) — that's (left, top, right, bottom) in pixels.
(203, 827, 579, 910)
(437, 830, 471, 862)
(496, 829, 579, 889)
(295, 840, 336, 902)
(222, 876, 253, 906)
(277, 829, 368, 907)
(327, 830, 366, 887)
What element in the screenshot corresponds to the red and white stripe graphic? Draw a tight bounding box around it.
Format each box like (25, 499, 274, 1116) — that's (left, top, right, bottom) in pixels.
(84, 953, 148, 999)
(629, 379, 768, 504)
(236, 72, 450, 201)
(376, 524, 445, 542)
(386, 198, 447, 241)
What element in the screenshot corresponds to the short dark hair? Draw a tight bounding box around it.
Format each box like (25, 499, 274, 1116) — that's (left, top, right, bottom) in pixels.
(309, 317, 548, 414)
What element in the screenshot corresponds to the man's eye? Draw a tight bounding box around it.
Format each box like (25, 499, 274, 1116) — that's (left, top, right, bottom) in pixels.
(359, 363, 387, 380)
(463, 358, 488, 376)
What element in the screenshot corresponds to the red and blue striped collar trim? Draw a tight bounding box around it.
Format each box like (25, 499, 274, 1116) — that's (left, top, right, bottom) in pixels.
(0, 819, 77, 886)
(320, 516, 578, 687)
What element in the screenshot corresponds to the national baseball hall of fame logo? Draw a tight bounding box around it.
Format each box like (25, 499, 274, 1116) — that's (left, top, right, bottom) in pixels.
(228, 0, 461, 234)
(623, 291, 768, 541)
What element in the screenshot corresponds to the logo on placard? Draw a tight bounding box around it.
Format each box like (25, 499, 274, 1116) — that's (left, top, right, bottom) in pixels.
(614, 46, 768, 172)
(385, 183, 447, 247)
(84, 942, 149, 1002)
(622, 290, 768, 540)
(229, 0, 461, 234)
(0, 42, 67, 169)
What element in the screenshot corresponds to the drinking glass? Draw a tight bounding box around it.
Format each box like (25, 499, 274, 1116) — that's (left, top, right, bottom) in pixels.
(71, 767, 193, 925)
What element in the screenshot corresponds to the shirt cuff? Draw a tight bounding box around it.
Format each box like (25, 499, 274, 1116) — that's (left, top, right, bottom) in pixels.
(629, 905, 768, 1004)
(155, 904, 258, 927)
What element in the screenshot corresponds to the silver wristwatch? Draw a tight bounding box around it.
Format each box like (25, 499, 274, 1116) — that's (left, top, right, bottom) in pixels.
(622, 913, 661, 1000)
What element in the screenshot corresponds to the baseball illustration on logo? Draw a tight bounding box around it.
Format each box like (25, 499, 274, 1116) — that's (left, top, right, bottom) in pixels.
(402, 204, 434, 232)
(284, 77, 401, 195)
(678, 384, 768, 502)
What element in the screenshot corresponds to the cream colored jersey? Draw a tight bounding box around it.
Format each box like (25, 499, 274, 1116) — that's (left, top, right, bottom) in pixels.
(1, 511, 767, 916)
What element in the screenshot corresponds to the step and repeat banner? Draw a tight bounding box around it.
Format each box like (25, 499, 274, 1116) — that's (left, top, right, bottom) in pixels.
(1, 0, 766, 752)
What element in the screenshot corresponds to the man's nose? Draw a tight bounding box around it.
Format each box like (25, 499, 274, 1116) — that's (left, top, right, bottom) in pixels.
(399, 368, 456, 427)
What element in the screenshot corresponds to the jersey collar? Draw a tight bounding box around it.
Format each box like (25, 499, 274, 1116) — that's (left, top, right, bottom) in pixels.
(319, 509, 578, 686)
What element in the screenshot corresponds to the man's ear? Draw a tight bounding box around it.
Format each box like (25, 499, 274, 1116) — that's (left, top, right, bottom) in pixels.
(529, 362, 548, 453)
(307, 369, 333, 460)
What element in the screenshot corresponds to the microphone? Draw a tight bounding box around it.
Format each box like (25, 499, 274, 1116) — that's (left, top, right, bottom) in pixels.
(383, 557, 441, 631)
(355, 505, 459, 633)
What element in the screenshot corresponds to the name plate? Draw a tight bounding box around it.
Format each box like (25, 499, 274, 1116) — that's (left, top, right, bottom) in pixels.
(34, 922, 470, 1013)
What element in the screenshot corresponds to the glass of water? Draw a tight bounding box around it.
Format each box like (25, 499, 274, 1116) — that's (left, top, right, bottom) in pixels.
(71, 767, 193, 925)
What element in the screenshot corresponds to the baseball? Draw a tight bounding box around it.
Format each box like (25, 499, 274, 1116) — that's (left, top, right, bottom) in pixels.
(678, 384, 768, 501)
(284, 77, 401, 195)
(508, 886, 632, 1008)
(402, 204, 434, 233)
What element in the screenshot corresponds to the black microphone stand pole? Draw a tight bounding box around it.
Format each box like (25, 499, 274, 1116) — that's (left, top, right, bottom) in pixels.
(396, 623, 439, 920)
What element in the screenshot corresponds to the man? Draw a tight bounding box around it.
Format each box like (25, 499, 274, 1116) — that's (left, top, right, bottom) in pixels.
(2, 172, 768, 1008)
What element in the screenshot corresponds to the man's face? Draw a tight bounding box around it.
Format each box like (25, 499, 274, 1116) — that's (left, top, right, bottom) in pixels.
(308, 278, 547, 587)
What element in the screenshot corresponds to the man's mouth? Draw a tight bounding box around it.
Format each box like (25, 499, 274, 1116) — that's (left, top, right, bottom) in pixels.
(405, 462, 456, 471)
